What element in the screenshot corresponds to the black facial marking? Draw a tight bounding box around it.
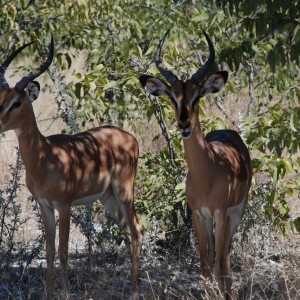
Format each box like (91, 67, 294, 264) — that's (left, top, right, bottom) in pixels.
(192, 96, 200, 107)
(178, 82, 191, 123)
(170, 97, 178, 108)
(179, 104, 188, 123)
(8, 101, 21, 112)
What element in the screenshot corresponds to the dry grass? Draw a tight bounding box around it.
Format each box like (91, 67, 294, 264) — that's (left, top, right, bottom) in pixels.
(1, 217, 299, 299)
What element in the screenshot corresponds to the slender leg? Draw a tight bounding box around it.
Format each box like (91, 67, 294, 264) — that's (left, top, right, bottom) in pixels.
(215, 209, 242, 299)
(224, 204, 245, 299)
(39, 202, 56, 300)
(112, 181, 141, 299)
(215, 211, 228, 297)
(186, 175, 214, 279)
(192, 210, 214, 279)
(58, 205, 71, 298)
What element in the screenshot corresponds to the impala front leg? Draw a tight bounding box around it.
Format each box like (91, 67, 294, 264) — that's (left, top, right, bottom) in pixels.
(58, 205, 71, 298)
(39, 202, 56, 300)
(186, 176, 214, 280)
(215, 209, 241, 299)
(192, 210, 214, 279)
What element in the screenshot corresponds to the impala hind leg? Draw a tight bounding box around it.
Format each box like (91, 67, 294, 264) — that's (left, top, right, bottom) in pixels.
(58, 205, 71, 298)
(192, 210, 214, 279)
(112, 181, 141, 299)
(39, 202, 56, 300)
(120, 203, 141, 299)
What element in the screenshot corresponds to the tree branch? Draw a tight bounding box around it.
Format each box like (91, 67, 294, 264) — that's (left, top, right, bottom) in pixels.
(214, 95, 241, 132)
(49, 63, 77, 133)
(150, 94, 176, 168)
(246, 61, 254, 116)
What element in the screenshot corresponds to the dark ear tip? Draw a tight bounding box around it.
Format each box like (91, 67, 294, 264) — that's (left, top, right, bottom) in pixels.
(139, 75, 151, 87)
(218, 71, 228, 83)
(30, 80, 40, 90)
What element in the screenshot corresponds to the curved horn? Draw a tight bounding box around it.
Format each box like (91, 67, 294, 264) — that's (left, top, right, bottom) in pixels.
(155, 29, 179, 84)
(15, 35, 54, 92)
(190, 29, 215, 85)
(0, 41, 35, 91)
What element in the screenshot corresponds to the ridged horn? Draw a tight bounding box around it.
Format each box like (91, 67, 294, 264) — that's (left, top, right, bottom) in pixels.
(155, 29, 179, 84)
(0, 41, 35, 90)
(190, 29, 215, 84)
(15, 35, 54, 92)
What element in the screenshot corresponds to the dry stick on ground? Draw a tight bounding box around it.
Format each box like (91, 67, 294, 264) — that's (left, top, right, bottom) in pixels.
(282, 268, 292, 300)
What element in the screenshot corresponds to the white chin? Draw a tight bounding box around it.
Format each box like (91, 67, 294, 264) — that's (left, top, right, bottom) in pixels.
(181, 130, 191, 139)
(14, 128, 22, 136)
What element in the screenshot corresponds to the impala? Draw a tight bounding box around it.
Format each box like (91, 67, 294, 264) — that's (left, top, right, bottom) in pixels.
(140, 30, 252, 298)
(0, 37, 141, 299)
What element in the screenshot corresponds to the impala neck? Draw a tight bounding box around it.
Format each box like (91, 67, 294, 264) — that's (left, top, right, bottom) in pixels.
(16, 107, 46, 175)
(182, 120, 211, 173)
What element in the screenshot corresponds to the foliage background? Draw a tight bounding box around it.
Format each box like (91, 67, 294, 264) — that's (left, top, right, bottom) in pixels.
(0, 0, 299, 298)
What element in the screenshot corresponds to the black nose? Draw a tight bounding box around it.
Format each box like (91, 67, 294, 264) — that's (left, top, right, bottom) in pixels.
(178, 120, 191, 129)
(181, 130, 191, 138)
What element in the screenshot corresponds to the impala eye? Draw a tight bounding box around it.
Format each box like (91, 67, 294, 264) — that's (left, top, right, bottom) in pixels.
(8, 101, 21, 112)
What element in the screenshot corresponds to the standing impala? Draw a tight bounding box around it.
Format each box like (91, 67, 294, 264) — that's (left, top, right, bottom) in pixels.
(0, 37, 141, 299)
(140, 30, 252, 298)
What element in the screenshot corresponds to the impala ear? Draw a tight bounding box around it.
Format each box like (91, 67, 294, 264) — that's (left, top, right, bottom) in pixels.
(139, 75, 171, 97)
(25, 81, 40, 102)
(200, 71, 228, 97)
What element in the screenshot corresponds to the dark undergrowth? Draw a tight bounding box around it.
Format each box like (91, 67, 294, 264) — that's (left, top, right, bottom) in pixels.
(0, 227, 299, 300)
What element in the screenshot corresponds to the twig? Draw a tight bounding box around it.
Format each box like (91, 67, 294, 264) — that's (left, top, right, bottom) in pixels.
(0, 36, 18, 60)
(145, 271, 157, 299)
(282, 269, 291, 300)
(249, 251, 257, 299)
(190, 36, 204, 65)
(149, 94, 176, 168)
(214, 96, 241, 132)
(2, 0, 13, 6)
(246, 61, 254, 116)
(49, 63, 77, 133)
(172, 0, 190, 10)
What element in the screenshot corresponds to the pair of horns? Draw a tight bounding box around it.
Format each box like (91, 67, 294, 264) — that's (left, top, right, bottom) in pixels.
(0, 35, 54, 92)
(1, 32, 213, 90)
(155, 29, 215, 85)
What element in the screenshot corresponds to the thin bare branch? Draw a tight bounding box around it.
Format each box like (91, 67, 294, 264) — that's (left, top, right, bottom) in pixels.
(214, 95, 241, 132)
(246, 61, 254, 116)
(149, 94, 176, 168)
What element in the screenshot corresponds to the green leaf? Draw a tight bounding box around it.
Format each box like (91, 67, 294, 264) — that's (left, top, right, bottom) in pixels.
(293, 217, 300, 233)
(74, 82, 81, 99)
(103, 80, 119, 91)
